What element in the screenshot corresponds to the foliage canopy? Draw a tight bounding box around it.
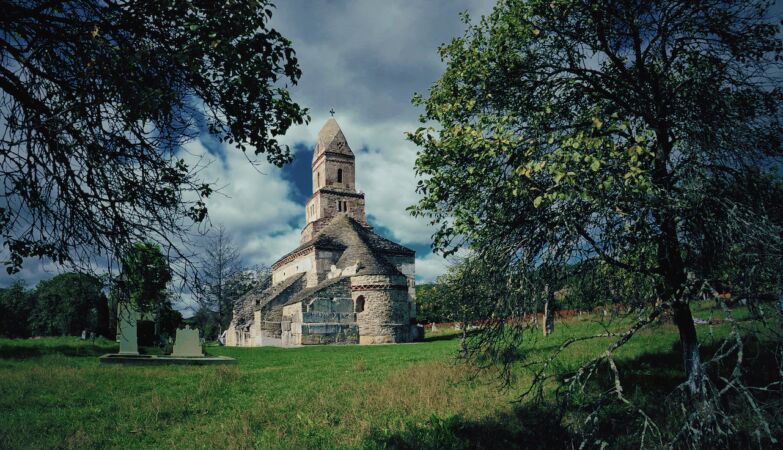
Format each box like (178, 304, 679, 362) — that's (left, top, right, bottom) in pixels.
(411, 0, 783, 445)
(0, 0, 308, 273)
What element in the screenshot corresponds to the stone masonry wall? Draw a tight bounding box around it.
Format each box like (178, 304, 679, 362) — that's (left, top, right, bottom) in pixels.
(272, 251, 314, 285)
(306, 249, 340, 287)
(352, 274, 412, 344)
(385, 254, 417, 319)
(280, 278, 354, 346)
(312, 154, 356, 192)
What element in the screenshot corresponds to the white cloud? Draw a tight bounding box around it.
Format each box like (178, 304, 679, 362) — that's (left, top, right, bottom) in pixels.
(239, 226, 303, 267)
(416, 252, 452, 283)
(181, 139, 304, 267)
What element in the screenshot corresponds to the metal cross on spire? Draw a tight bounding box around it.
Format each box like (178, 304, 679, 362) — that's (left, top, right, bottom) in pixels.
(329, 108, 335, 117)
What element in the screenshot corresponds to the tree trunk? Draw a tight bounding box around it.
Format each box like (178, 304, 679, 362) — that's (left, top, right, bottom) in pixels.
(652, 129, 704, 396)
(659, 226, 705, 396)
(543, 285, 555, 337)
(672, 301, 705, 396)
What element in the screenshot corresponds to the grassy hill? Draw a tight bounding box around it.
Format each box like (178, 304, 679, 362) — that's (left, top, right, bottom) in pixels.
(0, 302, 778, 449)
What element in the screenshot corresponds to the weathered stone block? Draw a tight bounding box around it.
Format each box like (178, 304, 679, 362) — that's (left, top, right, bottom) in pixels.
(172, 326, 203, 357)
(301, 334, 321, 345)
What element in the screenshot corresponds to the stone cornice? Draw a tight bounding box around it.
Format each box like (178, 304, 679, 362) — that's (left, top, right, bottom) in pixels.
(351, 284, 409, 291)
(272, 246, 314, 270)
(319, 188, 365, 199)
(306, 189, 365, 203)
(312, 151, 355, 168)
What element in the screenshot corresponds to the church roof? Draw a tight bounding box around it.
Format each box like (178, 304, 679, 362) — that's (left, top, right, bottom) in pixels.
(315, 118, 353, 157)
(282, 275, 350, 306)
(274, 215, 414, 272)
(232, 272, 305, 329)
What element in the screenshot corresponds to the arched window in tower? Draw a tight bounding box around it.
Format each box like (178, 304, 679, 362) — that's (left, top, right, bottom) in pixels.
(355, 295, 365, 313)
(317, 173, 320, 188)
(337, 169, 343, 183)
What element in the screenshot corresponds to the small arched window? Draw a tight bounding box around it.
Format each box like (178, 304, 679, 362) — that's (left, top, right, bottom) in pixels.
(317, 173, 320, 188)
(337, 169, 343, 183)
(355, 295, 365, 313)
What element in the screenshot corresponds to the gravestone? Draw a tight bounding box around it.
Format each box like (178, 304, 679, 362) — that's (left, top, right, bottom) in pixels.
(117, 303, 139, 355)
(172, 326, 203, 357)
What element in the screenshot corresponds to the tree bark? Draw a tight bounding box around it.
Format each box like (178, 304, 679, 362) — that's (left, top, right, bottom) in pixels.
(672, 301, 705, 396)
(652, 126, 705, 395)
(659, 216, 705, 396)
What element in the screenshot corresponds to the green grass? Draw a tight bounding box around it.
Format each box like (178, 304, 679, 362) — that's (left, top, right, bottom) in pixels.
(0, 302, 779, 449)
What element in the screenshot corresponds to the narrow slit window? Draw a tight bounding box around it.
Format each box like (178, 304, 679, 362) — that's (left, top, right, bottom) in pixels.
(337, 169, 343, 183)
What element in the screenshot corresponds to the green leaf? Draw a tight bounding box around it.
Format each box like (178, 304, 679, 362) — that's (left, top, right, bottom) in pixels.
(533, 196, 543, 208)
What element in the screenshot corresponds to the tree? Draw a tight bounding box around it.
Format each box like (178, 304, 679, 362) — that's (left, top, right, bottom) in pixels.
(157, 292, 184, 341)
(115, 241, 172, 314)
(194, 225, 243, 336)
(415, 283, 449, 324)
(0, 282, 34, 338)
(0, 0, 308, 274)
(29, 272, 107, 336)
(410, 0, 782, 445)
(112, 242, 175, 345)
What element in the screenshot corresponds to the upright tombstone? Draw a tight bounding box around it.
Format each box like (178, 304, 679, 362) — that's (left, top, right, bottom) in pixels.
(172, 326, 204, 357)
(117, 302, 139, 355)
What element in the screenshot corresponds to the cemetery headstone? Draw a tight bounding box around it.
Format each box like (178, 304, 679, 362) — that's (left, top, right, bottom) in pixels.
(117, 303, 139, 355)
(172, 326, 204, 357)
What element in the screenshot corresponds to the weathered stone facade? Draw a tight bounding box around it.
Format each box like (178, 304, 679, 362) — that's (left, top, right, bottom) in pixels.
(352, 274, 414, 344)
(226, 118, 421, 347)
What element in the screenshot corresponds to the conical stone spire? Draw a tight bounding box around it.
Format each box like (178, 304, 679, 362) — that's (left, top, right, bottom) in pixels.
(314, 118, 353, 159)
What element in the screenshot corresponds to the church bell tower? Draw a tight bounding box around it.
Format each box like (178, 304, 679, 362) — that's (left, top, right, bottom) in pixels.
(301, 118, 368, 242)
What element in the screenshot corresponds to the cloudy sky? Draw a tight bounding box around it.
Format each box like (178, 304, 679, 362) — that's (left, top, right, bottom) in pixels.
(0, 0, 495, 289)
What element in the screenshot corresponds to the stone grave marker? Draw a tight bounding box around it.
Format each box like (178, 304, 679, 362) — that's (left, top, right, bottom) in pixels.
(172, 326, 204, 357)
(117, 302, 139, 355)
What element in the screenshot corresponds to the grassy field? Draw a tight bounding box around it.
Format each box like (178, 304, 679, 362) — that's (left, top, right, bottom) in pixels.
(0, 302, 779, 449)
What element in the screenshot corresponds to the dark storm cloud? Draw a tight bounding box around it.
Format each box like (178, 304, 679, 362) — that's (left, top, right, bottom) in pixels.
(271, 0, 495, 122)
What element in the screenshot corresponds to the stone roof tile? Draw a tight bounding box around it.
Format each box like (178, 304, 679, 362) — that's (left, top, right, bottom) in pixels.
(233, 272, 306, 329)
(282, 275, 351, 306)
(315, 118, 353, 157)
(275, 215, 414, 266)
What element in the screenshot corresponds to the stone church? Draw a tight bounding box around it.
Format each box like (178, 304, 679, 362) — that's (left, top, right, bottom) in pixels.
(225, 118, 420, 346)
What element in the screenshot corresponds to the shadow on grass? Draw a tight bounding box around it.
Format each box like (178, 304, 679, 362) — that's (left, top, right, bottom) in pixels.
(364, 335, 782, 449)
(422, 332, 462, 343)
(423, 329, 482, 343)
(0, 342, 118, 359)
(363, 405, 570, 450)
